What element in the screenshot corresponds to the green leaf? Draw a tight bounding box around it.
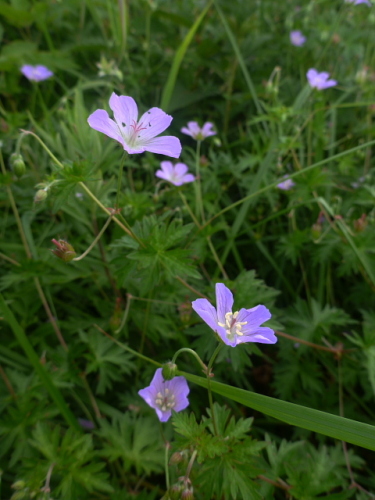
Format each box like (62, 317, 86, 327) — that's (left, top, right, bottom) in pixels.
(181, 372, 375, 451)
(0, 294, 81, 432)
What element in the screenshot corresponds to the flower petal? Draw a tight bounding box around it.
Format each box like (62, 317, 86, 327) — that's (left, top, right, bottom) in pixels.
(237, 305, 271, 333)
(215, 283, 234, 324)
(168, 376, 190, 412)
(237, 327, 277, 344)
(191, 298, 219, 331)
(160, 161, 174, 177)
(202, 122, 216, 137)
(138, 107, 173, 141)
(142, 136, 182, 158)
(181, 174, 195, 184)
(174, 163, 188, 177)
(87, 109, 124, 146)
(181, 121, 200, 137)
(109, 93, 138, 133)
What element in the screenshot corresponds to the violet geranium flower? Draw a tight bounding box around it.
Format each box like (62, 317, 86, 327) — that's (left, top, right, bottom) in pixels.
(155, 161, 195, 186)
(181, 121, 216, 141)
(345, 0, 371, 5)
(88, 93, 182, 158)
(277, 177, 295, 191)
(20, 65, 53, 82)
(307, 69, 337, 90)
(192, 283, 277, 347)
(138, 368, 190, 422)
(290, 30, 306, 47)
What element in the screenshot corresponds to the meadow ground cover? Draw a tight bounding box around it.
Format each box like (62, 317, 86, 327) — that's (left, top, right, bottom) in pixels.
(1, 0, 375, 498)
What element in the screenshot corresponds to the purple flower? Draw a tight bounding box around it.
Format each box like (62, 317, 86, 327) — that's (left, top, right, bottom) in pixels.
(20, 65, 53, 82)
(155, 161, 195, 186)
(181, 121, 216, 141)
(290, 30, 306, 47)
(138, 368, 190, 422)
(307, 69, 337, 90)
(345, 0, 371, 5)
(88, 93, 182, 158)
(277, 177, 295, 191)
(191, 283, 277, 347)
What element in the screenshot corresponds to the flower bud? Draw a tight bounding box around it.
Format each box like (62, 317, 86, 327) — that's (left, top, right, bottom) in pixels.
(34, 189, 48, 203)
(11, 480, 26, 490)
(162, 362, 178, 381)
(168, 483, 183, 500)
(354, 214, 367, 233)
(10, 154, 26, 178)
(169, 451, 184, 465)
(51, 239, 76, 262)
(181, 488, 194, 500)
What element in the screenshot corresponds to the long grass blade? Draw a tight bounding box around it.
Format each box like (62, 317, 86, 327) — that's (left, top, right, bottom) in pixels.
(0, 294, 81, 432)
(182, 371, 375, 451)
(160, 2, 211, 112)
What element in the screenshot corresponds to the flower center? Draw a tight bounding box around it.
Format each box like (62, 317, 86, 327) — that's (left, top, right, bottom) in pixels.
(154, 388, 176, 412)
(128, 120, 148, 145)
(218, 311, 248, 340)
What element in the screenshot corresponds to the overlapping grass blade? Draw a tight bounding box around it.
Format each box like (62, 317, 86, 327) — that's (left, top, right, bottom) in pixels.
(160, 2, 211, 112)
(182, 372, 375, 451)
(0, 293, 81, 432)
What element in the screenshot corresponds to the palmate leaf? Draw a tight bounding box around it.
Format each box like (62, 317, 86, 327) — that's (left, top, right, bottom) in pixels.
(27, 423, 113, 499)
(98, 414, 164, 475)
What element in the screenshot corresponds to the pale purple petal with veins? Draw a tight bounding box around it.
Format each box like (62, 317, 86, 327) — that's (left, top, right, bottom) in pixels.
(215, 283, 234, 324)
(138, 368, 189, 422)
(87, 109, 125, 146)
(88, 92, 181, 157)
(192, 283, 277, 347)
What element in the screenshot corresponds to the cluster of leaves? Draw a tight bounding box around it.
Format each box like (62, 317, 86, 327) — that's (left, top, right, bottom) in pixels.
(0, 0, 375, 499)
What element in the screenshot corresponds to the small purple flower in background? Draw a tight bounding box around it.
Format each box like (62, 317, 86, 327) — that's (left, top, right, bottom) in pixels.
(138, 368, 190, 422)
(277, 176, 295, 191)
(78, 418, 95, 430)
(155, 161, 195, 186)
(181, 121, 216, 141)
(345, 0, 371, 5)
(20, 65, 53, 82)
(192, 283, 277, 347)
(307, 69, 337, 90)
(88, 93, 182, 157)
(290, 30, 306, 47)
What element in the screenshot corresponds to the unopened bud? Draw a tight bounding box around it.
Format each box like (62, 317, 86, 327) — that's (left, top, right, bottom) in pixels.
(51, 239, 76, 262)
(162, 362, 178, 381)
(311, 222, 322, 240)
(354, 214, 367, 233)
(11, 480, 26, 491)
(181, 488, 194, 500)
(10, 154, 26, 178)
(169, 451, 184, 465)
(168, 483, 183, 500)
(34, 189, 48, 203)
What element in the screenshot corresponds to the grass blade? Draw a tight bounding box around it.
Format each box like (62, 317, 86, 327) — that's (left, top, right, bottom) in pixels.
(0, 293, 82, 432)
(182, 371, 375, 451)
(160, 2, 211, 112)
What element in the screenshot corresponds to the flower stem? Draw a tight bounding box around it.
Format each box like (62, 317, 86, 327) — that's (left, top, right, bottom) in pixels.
(73, 216, 113, 261)
(116, 152, 126, 208)
(194, 140, 205, 223)
(0, 148, 68, 351)
(206, 343, 223, 435)
(114, 294, 132, 335)
(171, 348, 208, 374)
(164, 441, 171, 491)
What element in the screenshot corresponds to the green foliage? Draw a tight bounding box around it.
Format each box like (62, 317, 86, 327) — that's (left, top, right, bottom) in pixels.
(1, 0, 375, 498)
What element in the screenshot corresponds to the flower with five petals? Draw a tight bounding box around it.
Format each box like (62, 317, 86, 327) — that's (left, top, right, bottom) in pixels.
(88, 93, 182, 157)
(192, 283, 277, 347)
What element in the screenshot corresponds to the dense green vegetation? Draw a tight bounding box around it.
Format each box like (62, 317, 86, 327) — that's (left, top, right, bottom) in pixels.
(1, 0, 375, 498)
